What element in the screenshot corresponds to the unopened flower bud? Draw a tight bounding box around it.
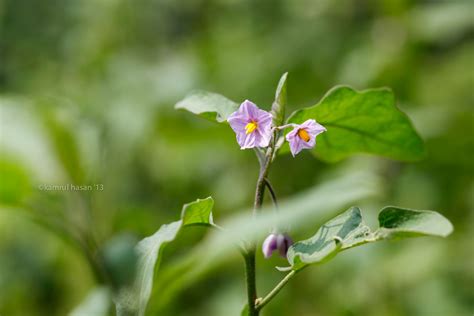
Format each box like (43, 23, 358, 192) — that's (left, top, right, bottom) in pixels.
(262, 233, 293, 259)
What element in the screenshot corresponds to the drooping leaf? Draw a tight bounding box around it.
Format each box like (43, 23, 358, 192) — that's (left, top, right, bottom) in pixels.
(175, 91, 239, 123)
(115, 197, 215, 316)
(377, 206, 453, 238)
(271, 72, 288, 126)
(284, 206, 452, 271)
(286, 207, 370, 270)
(181, 197, 215, 227)
(286, 86, 425, 162)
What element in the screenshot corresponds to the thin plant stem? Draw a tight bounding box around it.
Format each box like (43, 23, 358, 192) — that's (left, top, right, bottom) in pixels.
(263, 178, 278, 209)
(244, 134, 277, 316)
(256, 270, 297, 311)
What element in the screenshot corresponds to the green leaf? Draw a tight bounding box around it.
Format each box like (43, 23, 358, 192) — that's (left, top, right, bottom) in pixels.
(286, 86, 425, 162)
(271, 72, 288, 126)
(181, 196, 215, 227)
(286, 207, 370, 270)
(175, 91, 239, 123)
(114, 197, 215, 316)
(377, 206, 453, 238)
(285, 206, 452, 271)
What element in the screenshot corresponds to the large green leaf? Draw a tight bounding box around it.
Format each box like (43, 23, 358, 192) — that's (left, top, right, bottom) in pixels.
(284, 206, 452, 271)
(286, 86, 425, 162)
(175, 91, 239, 123)
(115, 197, 215, 316)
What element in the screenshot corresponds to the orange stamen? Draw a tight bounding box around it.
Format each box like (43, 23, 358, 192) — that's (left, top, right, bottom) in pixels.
(297, 128, 311, 142)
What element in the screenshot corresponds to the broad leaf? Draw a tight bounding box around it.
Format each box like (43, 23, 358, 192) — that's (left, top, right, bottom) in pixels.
(284, 206, 452, 271)
(115, 197, 215, 316)
(286, 86, 425, 162)
(175, 91, 239, 123)
(271, 72, 288, 126)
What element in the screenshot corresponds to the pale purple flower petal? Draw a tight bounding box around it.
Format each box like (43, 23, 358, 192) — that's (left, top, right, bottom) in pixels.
(286, 119, 326, 156)
(227, 100, 273, 149)
(262, 233, 293, 259)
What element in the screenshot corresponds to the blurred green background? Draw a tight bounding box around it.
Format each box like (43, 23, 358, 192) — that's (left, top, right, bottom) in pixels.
(1, 0, 473, 315)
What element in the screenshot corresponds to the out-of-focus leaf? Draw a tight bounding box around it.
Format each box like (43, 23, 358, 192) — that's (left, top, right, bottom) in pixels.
(286, 86, 425, 162)
(115, 197, 215, 316)
(69, 287, 111, 316)
(284, 206, 452, 271)
(181, 196, 215, 227)
(42, 111, 84, 183)
(175, 91, 239, 123)
(271, 72, 288, 126)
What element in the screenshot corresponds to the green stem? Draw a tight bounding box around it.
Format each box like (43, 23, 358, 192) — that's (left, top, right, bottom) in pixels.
(263, 178, 278, 209)
(256, 270, 297, 311)
(245, 141, 276, 316)
(244, 249, 257, 316)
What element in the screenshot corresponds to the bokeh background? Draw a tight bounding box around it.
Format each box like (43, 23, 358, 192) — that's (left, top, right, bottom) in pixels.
(1, 0, 473, 315)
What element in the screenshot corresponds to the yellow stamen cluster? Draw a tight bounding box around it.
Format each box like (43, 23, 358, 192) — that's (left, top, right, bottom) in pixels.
(297, 128, 311, 142)
(245, 121, 258, 134)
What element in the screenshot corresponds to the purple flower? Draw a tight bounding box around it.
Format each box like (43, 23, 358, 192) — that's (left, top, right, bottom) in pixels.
(286, 119, 326, 156)
(227, 100, 273, 149)
(262, 233, 293, 258)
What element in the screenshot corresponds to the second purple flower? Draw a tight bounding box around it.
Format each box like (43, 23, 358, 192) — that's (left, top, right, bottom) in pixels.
(286, 119, 326, 156)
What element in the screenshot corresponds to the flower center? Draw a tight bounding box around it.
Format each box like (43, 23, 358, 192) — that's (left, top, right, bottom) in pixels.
(245, 121, 258, 134)
(297, 128, 311, 142)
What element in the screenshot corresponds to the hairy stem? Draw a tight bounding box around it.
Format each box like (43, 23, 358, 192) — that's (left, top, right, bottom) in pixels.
(245, 141, 276, 315)
(256, 270, 297, 311)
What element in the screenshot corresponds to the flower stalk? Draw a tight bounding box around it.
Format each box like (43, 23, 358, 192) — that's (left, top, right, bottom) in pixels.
(256, 270, 297, 311)
(244, 134, 276, 316)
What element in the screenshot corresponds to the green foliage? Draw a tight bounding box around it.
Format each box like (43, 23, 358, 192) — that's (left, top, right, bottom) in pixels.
(286, 86, 425, 162)
(378, 206, 453, 238)
(175, 91, 239, 123)
(181, 197, 215, 227)
(114, 197, 215, 316)
(285, 206, 452, 271)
